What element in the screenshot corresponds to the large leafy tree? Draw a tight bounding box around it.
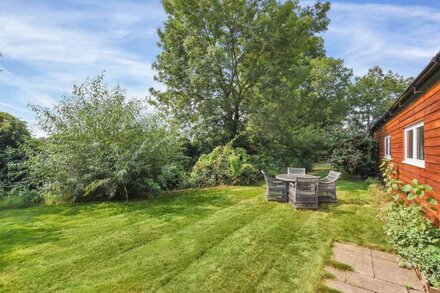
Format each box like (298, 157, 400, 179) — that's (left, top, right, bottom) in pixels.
(0, 112, 30, 190)
(348, 66, 412, 130)
(150, 0, 331, 152)
(244, 56, 352, 168)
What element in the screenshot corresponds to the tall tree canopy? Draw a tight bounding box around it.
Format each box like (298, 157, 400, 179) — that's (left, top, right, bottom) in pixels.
(0, 112, 30, 190)
(347, 66, 412, 130)
(150, 0, 332, 153)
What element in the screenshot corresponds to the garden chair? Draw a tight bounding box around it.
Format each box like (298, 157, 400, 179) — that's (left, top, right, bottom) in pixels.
(318, 170, 341, 203)
(262, 171, 288, 202)
(289, 177, 320, 210)
(287, 167, 306, 176)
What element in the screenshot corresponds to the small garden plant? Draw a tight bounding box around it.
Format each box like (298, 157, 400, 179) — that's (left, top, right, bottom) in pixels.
(379, 159, 440, 288)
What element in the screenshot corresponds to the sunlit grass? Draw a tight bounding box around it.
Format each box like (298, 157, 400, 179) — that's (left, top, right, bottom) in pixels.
(0, 175, 390, 292)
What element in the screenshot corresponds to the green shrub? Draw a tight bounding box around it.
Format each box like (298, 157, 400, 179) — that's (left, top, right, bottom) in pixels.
(250, 154, 281, 177)
(23, 76, 187, 202)
(190, 145, 258, 187)
(378, 159, 440, 287)
(0, 187, 42, 209)
(330, 130, 377, 179)
(380, 203, 440, 287)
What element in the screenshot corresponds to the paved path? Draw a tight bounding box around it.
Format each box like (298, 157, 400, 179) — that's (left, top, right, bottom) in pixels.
(324, 242, 424, 293)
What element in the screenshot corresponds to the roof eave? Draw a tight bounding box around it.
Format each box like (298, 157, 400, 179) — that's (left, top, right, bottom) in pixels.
(370, 51, 440, 132)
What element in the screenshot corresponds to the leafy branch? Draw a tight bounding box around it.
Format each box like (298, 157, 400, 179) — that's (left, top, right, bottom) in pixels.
(380, 159, 438, 210)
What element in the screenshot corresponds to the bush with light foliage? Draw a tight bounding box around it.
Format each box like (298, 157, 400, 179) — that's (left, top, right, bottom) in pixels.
(190, 144, 257, 187)
(24, 76, 187, 202)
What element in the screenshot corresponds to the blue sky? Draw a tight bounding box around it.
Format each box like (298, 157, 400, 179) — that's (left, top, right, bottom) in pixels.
(1, 0, 439, 136)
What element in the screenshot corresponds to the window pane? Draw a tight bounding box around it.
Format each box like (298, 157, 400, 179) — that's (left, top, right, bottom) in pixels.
(385, 136, 391, 157)
(407, 129, 413, 159)
(417, 126, 424, 160)
(388, 137, 391, 157)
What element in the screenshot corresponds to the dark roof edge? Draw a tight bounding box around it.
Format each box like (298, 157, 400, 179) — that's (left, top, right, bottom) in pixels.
(370, 50, 440, 132)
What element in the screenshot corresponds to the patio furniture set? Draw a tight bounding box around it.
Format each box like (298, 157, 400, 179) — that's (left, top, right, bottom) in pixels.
(262, 168, 341, 209)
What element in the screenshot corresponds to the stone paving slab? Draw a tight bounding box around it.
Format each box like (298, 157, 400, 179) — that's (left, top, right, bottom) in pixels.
(346, 271, 408, 293)
(334, 242, 372, 256)
(325, 279, 373, 293)
(324, 242, 424, 293)
(333, 246, 374, 277)
(372, 257, 423, 291)
(371, 249, 398, 263)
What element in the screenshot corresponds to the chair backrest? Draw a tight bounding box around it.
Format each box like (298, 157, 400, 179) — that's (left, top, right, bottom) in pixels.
(295, 177, 319, 192)
(328, 170, 341, 181)
(288, 167, 305, 175)
(261, 170, 278, 185)
(261, 170, 269, 183)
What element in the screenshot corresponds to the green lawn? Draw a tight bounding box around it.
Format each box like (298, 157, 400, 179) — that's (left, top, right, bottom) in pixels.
(0, 175, 390, 292)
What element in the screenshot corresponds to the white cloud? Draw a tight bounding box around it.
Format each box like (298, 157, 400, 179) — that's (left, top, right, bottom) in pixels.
(323, 1, 440, 76)
(0, 0, 164, 114)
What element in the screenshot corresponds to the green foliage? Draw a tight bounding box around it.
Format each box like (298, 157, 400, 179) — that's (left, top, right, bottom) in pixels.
(380, 159, 437, 209)
(379, 159, 439, 287)
(248, 125, 329, 172)
(330, 130, 377, 179)
(0, 112, 30, 190)
(151, 0, 357, 172)
(380, 203, 440, 287)
(347, 66, 412, 130)
(151, 0, 333, 153)
(0, 186, 42, 209)
(190, 144, 257, 187)
(24, 76, 187, 202)
(249, 153, 282, 177)
(0, 112, 30, 149)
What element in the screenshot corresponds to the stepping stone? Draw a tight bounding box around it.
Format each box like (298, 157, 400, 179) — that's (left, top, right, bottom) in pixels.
(346, 271, 408, 293)
(334, 242, 372, 256)
(324, 243, 426, 293)
(324, 279, 373, 293)
(372, 257, 423, 291)
(333, 246, 374, 277)
(371, 249, 398, 263)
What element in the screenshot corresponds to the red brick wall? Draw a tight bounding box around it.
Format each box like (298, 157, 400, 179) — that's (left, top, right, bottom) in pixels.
(374, 81, 440, 225)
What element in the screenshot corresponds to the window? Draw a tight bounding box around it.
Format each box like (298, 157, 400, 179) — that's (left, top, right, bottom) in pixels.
(404, 122, 425, 167)
(384, 135, 391, 158)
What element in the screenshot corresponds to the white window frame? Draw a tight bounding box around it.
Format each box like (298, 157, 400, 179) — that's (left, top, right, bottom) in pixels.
(384, 135, 391, 159)
(403, 121, 425, 168)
